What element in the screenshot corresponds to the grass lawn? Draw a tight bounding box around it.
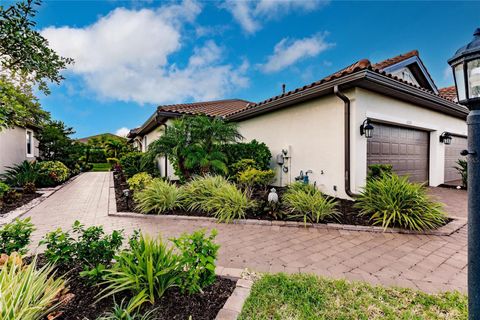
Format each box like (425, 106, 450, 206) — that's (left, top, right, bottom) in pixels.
(90, 163, 111, 172)
(239, 273, 467, 320)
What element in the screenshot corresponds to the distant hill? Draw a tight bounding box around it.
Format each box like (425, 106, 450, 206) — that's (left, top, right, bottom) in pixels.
(76, 133, 127, 144)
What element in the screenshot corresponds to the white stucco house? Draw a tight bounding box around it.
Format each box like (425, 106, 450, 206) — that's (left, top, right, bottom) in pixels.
(0, 125, 39, 174)
(128, 50, 467, 200)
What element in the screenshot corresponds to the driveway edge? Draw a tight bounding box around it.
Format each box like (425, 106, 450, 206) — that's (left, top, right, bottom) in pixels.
(107, 173, 466, 236)
(0, 173, 84, 226)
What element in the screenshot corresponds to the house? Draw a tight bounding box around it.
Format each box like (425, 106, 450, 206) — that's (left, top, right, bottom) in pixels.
(0, 125, 39, 174)
(128, 50, 467, 200)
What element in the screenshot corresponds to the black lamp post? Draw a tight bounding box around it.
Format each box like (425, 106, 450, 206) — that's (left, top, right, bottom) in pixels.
(448, 28, 480, 319)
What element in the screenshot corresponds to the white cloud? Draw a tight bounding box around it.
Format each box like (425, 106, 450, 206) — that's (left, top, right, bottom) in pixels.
(115, 127, 130, 137)
(41, 0, 248, 105)
(260, 33, 334, 73)
(223, 0, 328, 34)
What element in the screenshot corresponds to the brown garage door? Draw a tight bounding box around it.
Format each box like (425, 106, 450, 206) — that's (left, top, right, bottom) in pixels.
(444, 136, 467, 184)
(367, 122, 429, 183)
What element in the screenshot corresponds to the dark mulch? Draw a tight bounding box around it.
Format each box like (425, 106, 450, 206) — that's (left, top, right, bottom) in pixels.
(113, 169, 451, 229)
(27, 255, 236, 320)
(0, 192, 41, 216)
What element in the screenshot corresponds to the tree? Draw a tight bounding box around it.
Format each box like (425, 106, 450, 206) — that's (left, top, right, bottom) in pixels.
(0, 75, 50, 129)
(0, 0, 73, 94)
(105, 139, 126, 158)
(0, 0, 72, 131)
(146, 116, 243, 180)
(37, 120, 82, 168)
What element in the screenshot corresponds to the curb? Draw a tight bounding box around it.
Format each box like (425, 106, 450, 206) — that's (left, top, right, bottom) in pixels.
(214, 268, 253, 320)
(0, 173, 84, 226)
(107, 173, 466, 236)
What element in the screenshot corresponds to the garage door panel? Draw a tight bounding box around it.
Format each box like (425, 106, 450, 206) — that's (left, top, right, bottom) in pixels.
(444, 136, 467, 184)
(367, 122, 429, 183)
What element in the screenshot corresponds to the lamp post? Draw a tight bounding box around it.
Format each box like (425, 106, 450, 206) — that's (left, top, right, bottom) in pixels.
(448, 28, 480, 319)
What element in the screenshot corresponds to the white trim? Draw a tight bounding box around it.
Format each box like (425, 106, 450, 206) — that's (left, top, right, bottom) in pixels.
(25, 129, 34, 157)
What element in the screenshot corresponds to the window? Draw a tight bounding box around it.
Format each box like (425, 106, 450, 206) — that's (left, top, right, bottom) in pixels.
(26, 129, 34, 157)
(143, 136, 148, 152)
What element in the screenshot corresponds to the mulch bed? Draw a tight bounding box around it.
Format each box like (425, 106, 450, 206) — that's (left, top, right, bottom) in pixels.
(28, 255, 236, 320)
(113, 169, 450, 229)
(0, 192, 41, 216)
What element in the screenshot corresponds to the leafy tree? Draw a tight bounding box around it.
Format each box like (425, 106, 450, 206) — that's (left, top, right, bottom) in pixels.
(0, 0, 73, 94)
(0, 75, 50, 130)
(37, 120, 84, 169)
(105, 138, 129, 158)
(146, 116, 243, 180)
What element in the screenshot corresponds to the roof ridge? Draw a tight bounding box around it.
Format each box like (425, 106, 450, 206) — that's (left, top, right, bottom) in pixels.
(372, 49, 419, 70)
(157, 98, 253, 110)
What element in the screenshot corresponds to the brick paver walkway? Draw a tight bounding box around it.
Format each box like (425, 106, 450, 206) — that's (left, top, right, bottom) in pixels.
(25, 172, 467, 293)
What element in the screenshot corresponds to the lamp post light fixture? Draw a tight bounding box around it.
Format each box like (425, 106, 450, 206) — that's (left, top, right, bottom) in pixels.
(360, 119, 374, 138)
(439, 132, 453, 145)
(448, 28, 480, 319)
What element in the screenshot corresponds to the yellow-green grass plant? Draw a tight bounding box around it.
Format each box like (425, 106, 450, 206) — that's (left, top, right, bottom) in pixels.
(354, 173, 446, 231)
(180, 175, 251, 223)
(134, 178, 182, 214)
(283, 183, 339, 225)
(0, 254, 66, 320)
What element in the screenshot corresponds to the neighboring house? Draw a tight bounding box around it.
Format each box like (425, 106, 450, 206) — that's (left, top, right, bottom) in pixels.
(128, 50, 467, 200)
(77, 133, 126, 144)
(0, 125, 39, 174)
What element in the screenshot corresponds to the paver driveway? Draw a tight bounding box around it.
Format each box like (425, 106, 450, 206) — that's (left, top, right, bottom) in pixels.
(25, 172, 467, 293)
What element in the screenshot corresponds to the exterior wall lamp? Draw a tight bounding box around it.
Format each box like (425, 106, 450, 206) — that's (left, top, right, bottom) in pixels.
(448, 27, 480, 319)
(360, 119, 374, 138)
(439, 132, 453, 145)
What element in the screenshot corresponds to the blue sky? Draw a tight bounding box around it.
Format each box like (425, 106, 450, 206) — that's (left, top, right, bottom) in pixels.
(33, 0, 480, 138)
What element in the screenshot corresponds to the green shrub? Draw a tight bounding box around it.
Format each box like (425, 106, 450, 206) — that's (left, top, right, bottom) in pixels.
(120, 152, 158, 178)
(181, 175, 251, 222)
(1, 160, 40, 187)
(38, 161, 69, 187)
(22, 181, 36, 194)
(367, 164, 393, 180)
(40, 221, 124, 281)
(107, 157, 120, 168)
(0, 254, 67, 320)
(127, 172, 153, 193)
(231, 159, 259, 177)
(455, 159, 468, 188)
(88, 147, 107, 163)
(283, 183, 338, 224)
(171, 229, 220, 294)
(0, 218, 35, 255)
(221, 140, 272, 172)
(2, 189, 21, 204)
(0, 181, 10, 197)
(100, 234, 182, 306)
(237, 168, 275, 190)
(355, 173, 446, 231)
(134, 178, 181, 214)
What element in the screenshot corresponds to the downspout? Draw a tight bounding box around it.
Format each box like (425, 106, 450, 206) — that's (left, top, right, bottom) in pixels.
(161, 123, 168, 179)
(334, 85, 358, 198)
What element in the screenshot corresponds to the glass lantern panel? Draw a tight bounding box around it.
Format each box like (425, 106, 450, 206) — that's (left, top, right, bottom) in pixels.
(455, 64, 466, 101)
(467, 59, 480, 98)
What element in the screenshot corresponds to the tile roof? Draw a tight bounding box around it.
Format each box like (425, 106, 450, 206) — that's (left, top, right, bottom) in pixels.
(372, 50, 419, 70)
(438, 86, 458, 101)
(157, 99, 253, 118)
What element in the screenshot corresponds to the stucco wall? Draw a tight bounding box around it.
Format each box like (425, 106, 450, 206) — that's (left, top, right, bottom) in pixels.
(0, 126, 38, 174)
(351, 88, 467, 193)
(238, 95, 347, 199)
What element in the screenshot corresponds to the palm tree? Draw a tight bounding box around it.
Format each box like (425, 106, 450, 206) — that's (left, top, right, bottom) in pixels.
(105, 139, 125, 158)
(146, 116, 242, 180)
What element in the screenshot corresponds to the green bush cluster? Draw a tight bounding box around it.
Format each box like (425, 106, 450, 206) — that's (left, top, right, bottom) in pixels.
(283, 183, 338, 224)
(120, 152, 158, 178)
(100, 229, 219, 308)
(221, 139, 272, 172)
(38, 160, 70, 187)
(40, 220, 124, 281)
(0, 218, 35, 255)
(1, 160, 40, 187)
(0, 181, 10, 197)
(355, 173, 446, 231)
(127, 172, 153, 193)
(367, 164, 393, 180)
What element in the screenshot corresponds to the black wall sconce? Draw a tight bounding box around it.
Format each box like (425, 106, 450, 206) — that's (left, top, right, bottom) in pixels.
(440, 132, 453, 145)
(360, 119, 374, 138)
